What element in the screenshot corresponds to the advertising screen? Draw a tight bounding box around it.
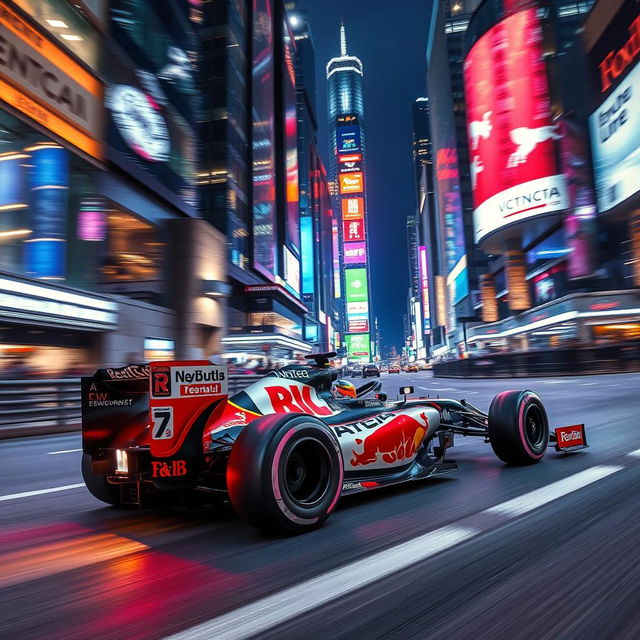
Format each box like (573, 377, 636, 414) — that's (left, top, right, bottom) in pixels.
(337, 124, 361, 154)
(464, 8, 568, 242)
(587, 2, 640, 214)
(343, 218, 365, 242)
(348, 317, 369, 333)
(339, 153, 362, 164)
(339, 172, 364, 194)
(347, 301, 368, 315)
(251, 0, 277, 279)
(345, 268, 368, 303)
(341, 197, 364, 220)
(344, 242, 367, 265)
(346, 333, 370, 360)
(332, 219, 341, 298)
(418, 245, 430, 333)
(300, 215, 314, 295)
(283, 246, 300, 295)
(339, 159, 363, 174)
(283, 18, 299, 250)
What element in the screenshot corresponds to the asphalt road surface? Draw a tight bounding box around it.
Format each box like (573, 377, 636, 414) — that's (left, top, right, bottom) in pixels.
(2, 371, 640, 640)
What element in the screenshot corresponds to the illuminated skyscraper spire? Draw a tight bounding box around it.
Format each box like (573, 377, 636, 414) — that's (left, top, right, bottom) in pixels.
(340, 21, 347, 56)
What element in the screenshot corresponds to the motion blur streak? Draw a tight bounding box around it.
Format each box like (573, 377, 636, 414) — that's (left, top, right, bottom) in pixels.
(484, 465, 624, 517)
(0, 533, 148, 588)
(163, 526, 476, 640)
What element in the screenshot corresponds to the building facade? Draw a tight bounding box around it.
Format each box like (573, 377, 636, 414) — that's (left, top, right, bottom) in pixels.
(326, 24, 374, 362)
(460, 0, 640, 353)
(0, 0, 228, 375)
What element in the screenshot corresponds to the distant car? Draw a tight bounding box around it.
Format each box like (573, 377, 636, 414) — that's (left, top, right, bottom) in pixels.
(418, 362, 432, 371)
(407, 364, 418, 373)
(351, 366, 363, 377)
(341, 366, 353, 377)
(389, 365, 400, 374)
(362, 364, 380, 378)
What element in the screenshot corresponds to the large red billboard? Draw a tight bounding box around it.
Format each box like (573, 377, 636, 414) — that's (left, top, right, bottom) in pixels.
(464, 8, 568, 242)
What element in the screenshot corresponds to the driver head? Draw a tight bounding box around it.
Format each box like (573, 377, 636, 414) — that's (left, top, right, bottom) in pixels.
(333, 379, 356, 399)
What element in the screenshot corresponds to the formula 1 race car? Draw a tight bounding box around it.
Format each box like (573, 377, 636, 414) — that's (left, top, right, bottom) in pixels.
(81, 353, 587, 533)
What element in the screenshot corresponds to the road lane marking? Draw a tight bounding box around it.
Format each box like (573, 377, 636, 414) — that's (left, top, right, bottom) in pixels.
(0, 533, 148, 588)
(47, 449, 82, 455)
(627, 449, 640, 458)
(163, 464, 625, 640)
(0, 484, 85, 502)
(163, 525, 477, 640)
(484, 466, 623, 517)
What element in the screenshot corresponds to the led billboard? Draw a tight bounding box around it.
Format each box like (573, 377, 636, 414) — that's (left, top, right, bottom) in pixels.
(251, 0, 277, 279)
(337, 124, 361, 154)
(589, 8, 640, 213)
(283, 18, 299, 251)
(348, 317, 369, 333)
(345, 333, 370, 360)
(341, 197, 364, 220)
(343, 218, 365, 242)
(339, 172, 364, 194)
(464, 8, 568, 242)
(418, 245, 430, 334)
(344, 242, 367, 265)
(345, 268, 368, 303)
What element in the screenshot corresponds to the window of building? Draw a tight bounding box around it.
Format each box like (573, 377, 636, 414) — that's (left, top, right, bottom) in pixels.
(12, 0, 102, 69)
(100, 208, 164, 284)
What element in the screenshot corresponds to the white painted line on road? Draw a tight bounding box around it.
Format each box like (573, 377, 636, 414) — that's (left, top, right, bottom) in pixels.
(163, 525, 477, 640)
(0, 484, 85, 502)
(627, 448, 640, 458)
(485, 466, 623, 518)
(582, 382, 598, 386)
(47, 449, 82, 455)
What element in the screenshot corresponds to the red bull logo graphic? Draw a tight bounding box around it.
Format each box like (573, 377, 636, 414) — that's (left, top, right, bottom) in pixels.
(349, 412, 430, 467)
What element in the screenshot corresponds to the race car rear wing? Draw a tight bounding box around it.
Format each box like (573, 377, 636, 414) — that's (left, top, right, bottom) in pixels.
(82, 361, 229, 461)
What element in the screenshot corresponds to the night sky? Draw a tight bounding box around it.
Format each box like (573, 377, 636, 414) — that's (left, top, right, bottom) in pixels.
(296, 0, 434, 355)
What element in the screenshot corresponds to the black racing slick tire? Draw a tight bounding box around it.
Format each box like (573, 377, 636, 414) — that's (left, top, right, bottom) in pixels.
(488, 390, 549, 465)
(227, 414, 344, 534)
(81, 453, 122, 506)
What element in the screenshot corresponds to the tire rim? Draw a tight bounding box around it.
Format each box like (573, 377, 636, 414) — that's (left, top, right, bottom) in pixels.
(282, 437, 332, 508)
(524, 404, 546, 451)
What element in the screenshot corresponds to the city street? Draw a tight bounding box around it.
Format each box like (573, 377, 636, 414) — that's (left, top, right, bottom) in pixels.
(2, 371, 639, 640)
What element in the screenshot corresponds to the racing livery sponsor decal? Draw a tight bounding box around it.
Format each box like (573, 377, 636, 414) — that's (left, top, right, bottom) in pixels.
(555, 424, 587, 449)
(243, 377, 337, 417)
(149, 361, 228, 458)
(151, 405, 174, 439)
(151, 460, 187, 478)
(332, 407, 438, 470)
(271, 369, 310, 380)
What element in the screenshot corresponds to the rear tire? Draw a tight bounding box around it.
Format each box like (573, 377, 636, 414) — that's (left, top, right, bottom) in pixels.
(488, 390, 549, 465)
(227, 414, 343, 534)
(81, 453, 123, 506)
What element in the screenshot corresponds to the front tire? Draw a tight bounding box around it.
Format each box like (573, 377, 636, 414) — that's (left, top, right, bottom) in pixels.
(227, 414, 343, 533)
(488, 390, 549, 465)
(81, 453, 122, 506)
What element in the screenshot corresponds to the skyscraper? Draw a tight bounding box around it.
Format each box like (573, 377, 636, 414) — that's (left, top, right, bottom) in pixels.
(327, 24, 374, 362)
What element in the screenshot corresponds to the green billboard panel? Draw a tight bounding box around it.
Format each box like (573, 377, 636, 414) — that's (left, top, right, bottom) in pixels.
(346, 333, 370, 361)
(345, 268, 368, 303)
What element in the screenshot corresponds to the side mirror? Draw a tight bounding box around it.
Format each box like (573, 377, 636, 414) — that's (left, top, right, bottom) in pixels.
(375, 392, 388, 402)
(399, 386, 414, 396)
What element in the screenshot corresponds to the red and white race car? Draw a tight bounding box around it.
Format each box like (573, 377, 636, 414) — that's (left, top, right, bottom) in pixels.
(81, 353, 587, 533)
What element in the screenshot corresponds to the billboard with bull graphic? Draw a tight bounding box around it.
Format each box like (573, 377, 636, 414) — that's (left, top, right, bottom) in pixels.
(464, 7, 568, 243)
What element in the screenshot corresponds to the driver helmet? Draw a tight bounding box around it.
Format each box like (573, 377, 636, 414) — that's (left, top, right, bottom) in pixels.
(333, 379, 356, 399)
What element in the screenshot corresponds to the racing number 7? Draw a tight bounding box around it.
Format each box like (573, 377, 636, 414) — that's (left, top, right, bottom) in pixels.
(152, 406, 174, 440)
